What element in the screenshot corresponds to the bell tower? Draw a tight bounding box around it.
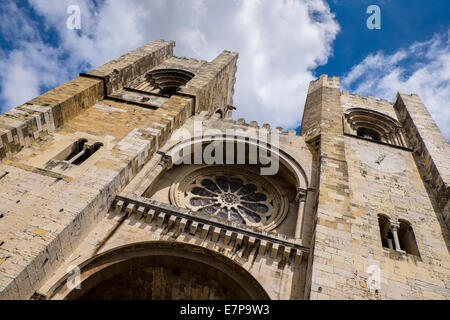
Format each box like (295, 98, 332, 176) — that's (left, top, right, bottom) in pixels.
(301, 75, 449, 299)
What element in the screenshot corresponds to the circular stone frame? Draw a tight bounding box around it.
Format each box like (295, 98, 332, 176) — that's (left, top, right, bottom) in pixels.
(169, 165, 289, 230)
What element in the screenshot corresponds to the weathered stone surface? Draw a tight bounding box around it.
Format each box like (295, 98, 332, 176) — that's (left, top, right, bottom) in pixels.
(0, 40, 448, 301)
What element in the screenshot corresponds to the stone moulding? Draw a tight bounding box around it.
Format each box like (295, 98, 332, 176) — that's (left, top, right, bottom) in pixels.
(114, 193, 308, 263)
(163, 134, 309, 190)
(169, 165, 290, 231)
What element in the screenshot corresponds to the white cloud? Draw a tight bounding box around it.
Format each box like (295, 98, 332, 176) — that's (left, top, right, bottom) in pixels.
(0, 3, 72, 109)
(0, 0, 339, 131)
(0, 42, 70, 108)
(342, 31, 450, 140)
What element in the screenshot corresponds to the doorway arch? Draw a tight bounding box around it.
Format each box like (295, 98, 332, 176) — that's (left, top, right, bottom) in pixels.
(50, 241, 270, 300)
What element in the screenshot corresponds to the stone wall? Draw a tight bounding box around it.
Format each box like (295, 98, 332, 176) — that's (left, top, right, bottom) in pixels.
(0, 39, 241, 300)
(0, 77, 104, 160)
(303, 77, 450, 300)
(179, 51, 238, 114)
(303, 75, 355, 300)
(37, 196, 307, 300)
(394, 93, 450, 228)
(86, 39, 175, 94)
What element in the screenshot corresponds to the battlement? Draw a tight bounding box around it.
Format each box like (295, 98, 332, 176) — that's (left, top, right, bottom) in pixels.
(197, 111, 299, 137)
(307, 74, 340, 93)
(341, 90, 393, 106)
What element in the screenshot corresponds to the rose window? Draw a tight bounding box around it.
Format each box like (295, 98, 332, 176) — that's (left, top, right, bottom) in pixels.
(170, 166, 288, 230)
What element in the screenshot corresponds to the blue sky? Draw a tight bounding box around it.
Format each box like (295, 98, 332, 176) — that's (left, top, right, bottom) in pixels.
(0, 0, 449, 139)
(317, 0, 450, 77)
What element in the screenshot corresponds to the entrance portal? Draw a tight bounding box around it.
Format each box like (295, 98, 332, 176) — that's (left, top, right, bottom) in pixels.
(59, 242, 269, 300)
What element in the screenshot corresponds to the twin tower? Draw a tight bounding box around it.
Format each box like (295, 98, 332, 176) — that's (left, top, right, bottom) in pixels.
(0, 40, 448, 300)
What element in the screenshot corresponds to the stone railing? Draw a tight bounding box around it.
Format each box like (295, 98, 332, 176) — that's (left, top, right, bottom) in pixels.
(114, 193, 308, 263)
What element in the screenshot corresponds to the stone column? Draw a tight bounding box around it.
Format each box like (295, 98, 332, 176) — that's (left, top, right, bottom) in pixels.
(387, 133, 395, 145)
(387, 238, 394, 250)
(395, 131, 404, 147)
(390, 223, 402, 252)
(398, 131, 407, 147)
(295, 188, 308, 239)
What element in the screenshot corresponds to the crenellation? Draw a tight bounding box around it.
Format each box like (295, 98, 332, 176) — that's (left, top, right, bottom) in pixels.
(236, 118, 246, 125)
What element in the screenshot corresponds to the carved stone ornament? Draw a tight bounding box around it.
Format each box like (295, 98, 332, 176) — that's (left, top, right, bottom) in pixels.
(170, 166, 289, 230)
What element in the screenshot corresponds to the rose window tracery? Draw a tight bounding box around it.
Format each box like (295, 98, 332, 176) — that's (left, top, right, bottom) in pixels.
(170, 166, 288, 230)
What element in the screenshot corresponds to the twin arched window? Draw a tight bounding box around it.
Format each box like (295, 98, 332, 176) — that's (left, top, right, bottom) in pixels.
(377, 214, 420, 256)
(53, 139, 103, 166)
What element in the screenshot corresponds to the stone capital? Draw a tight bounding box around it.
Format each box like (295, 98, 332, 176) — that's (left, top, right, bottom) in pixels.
(296, 188, 308, 202)
(390, 222, 400, 232)
(157, 152, 173, 169)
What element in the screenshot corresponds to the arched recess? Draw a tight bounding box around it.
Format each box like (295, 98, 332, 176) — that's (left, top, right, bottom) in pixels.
(47, 241, 270, 300)
(145, 69, 194, 96)
(344, 108, 407, 147)
(398, 219, 420, 257)
(163, 135, 309, 191)
(378, 214, 395, 250)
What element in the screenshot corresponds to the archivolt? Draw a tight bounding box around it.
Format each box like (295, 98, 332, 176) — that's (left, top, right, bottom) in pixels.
(344, 108, 407, 147)
(46, 241, 271, 300)
(164, 134, 309, 190)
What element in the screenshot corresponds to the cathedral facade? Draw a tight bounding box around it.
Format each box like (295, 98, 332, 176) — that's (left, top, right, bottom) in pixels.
(0, 40, 448, 300)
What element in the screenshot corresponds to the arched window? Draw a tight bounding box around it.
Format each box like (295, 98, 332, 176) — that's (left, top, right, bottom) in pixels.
(357, 127, 381, 141)
(378, 215, 395, 250)
(144, 69, 194, 97)
(398, 220, 420, 256)
(344, 108, 407, 148)
(377, 215, 420, 256)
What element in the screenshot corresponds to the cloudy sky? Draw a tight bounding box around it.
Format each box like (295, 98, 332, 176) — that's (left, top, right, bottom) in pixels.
(0, 0, 449, 139)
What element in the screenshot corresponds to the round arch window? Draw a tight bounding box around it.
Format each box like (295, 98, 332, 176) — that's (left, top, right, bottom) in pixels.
(169, 166, 289, 230)
(357, 127, 381, 141)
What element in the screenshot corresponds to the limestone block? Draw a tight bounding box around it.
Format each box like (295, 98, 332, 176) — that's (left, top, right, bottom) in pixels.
(212, 227, 221, 242)
(201, 224, 210, 239)
(224, 230, 232, 245)
(168, 215, 177, 228)
(235, 233, 244, 247)
(156, 212, 166, 226)
(271, 243, 279, 259)
(136, 206, 145, 220)
(258, 240, 267, 256)
(115, 200, 124, 214)
(145, 209, 155, 222)
(179, 218, 188, 232)
(190, 221, 199, 235)
(125, 203, 135, 217)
